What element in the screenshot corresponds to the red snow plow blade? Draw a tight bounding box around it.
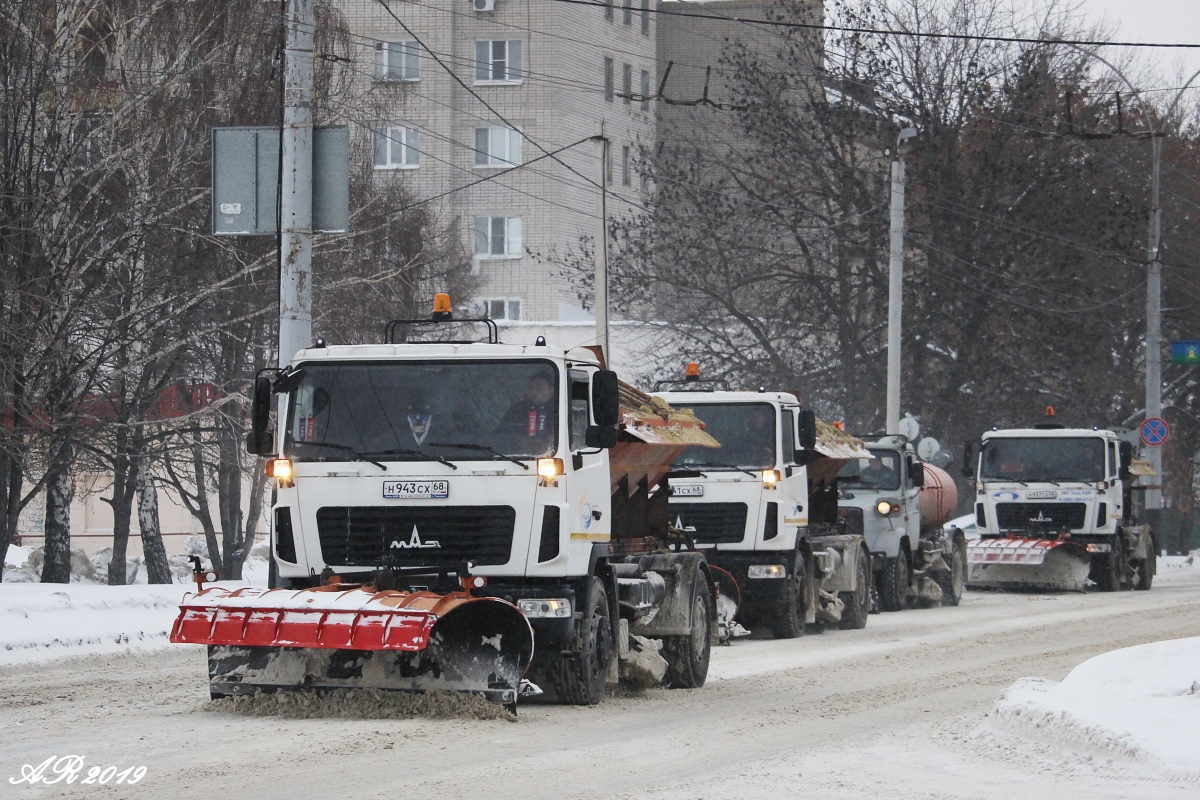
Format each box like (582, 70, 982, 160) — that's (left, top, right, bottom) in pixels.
(966, 538, 1091, 592)
(171, 586, 534, 707)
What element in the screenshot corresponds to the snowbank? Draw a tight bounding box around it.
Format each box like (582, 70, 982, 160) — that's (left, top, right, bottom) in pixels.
(988, 636, 1200, 781)
(0, 538, 270, 665)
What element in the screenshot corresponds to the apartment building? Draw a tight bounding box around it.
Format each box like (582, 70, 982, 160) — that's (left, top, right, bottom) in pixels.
(337, 0, 659, 323)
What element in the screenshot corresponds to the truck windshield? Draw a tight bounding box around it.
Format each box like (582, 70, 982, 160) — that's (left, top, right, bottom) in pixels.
(286, 360, 559, 461)
(979, 437, 1106, 482)
(838, 452, 900, 491)
(672, 402, 776, 470)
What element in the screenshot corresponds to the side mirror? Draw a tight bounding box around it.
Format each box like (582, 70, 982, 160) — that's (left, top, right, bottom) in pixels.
(246, 375, 274, 456)
(961, 441, 975, 478)
(592, 370, 620, 427)
(1119, 440, 1133, 480)
(585, 425, 618, 449)
(794, 449, 818, 467)
(909, 457, 925, 487)
(797, 409, 817, 450)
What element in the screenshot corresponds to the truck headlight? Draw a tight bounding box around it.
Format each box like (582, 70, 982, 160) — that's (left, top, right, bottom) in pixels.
(517, 598, 572, 618)
(537, 458, 563, 480)
(875, 499, 899, 516)
(761, 469, 781, 488)
(747, 564, 786, 579)
(1086, 543, 1112, 553)
(267, 458, 293, 483)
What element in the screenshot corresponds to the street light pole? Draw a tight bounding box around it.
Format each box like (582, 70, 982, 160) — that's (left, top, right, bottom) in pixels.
(886, 128, 917, 436)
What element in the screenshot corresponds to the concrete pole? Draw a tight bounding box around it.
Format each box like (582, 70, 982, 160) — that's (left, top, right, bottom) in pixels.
(1146, 136, 1163, 512)
(885, 155, 906, 435)
(594, 123, 610, 363)
(278, 0, 314, 369)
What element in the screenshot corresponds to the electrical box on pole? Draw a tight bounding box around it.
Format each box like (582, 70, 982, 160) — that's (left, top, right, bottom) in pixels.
(211, 125, 349, 236)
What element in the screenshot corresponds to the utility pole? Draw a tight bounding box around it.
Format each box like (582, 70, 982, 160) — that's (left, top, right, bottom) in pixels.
(886, 128, 917, 436)
(1146, 135, 1163, 516)
(593, 123, 610, 362)
(279, 0, 314, 368)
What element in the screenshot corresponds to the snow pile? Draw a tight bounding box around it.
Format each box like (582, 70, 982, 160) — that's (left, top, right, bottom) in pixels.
(3, 534, 270, 585)
(987, 637, 1200, 781)
(0, 583, 190, 665)
(0, 537, 270, 665)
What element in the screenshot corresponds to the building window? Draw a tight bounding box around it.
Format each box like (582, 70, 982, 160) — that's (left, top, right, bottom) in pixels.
(475, 40, 523, 83)
(474, 127, 522, 167)
(622, 145, 631, 186)
(374, 41, 419, 82)
(474, 216, 522, 257)
(640, 69, 650, 110)
(605, 145, 613, 184)
(482, 298, 522, 320)
(622, 63, 632, 105)
(373, 125, 419, 168)
(604, 58, 614, 102)
(605, 0, 613, 21)
(641, 0, 650, 34)
(623, 0, 632, 25)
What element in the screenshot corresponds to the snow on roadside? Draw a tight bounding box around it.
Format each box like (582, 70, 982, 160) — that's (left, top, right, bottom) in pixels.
(0, 539, 270, 665)
(983, 636, 1200, 782)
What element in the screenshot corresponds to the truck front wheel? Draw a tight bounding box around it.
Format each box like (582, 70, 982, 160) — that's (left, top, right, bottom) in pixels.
(770, 552, 807, 639)
(663, 565, 713, 689)
(548, 576, 613, 705)
(879, 549, 910, 612)
(838, 547, 871, 630)
(1093, 545, 1126, 592)
(938, 538, 967, 607)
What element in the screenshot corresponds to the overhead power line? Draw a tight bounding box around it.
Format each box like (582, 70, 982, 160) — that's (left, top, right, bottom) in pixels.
(548, 0, 1200, 50)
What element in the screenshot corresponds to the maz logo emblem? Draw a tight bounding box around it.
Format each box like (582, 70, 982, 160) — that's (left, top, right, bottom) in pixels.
(390, 525, 441, 549)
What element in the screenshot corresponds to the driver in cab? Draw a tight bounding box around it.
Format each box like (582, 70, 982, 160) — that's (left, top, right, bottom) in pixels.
(497, 372, 557, 455)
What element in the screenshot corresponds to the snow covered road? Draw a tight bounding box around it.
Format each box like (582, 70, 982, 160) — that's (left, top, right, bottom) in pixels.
(3, 566, 1199, 799)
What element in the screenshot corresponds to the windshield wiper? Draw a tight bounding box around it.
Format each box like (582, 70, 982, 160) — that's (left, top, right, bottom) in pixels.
(366, 447, 458, 470)
(295, 441, 387, 470)
(427, 442, 529, 470)
(676, 461, 757, 477)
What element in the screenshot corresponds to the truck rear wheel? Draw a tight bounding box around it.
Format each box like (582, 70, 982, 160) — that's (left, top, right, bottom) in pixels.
(938, 538, 967, 607)
(548, 576, 612, 705)
(770, 553, 807, 639)
(879, 549, 910, 612)
(838, 547, 871, 630)
(663, 566, 712, 689)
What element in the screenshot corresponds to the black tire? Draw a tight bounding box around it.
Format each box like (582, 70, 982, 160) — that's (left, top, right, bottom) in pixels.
(838, 547, 871, 630)
(879, 549, 910, 612)
(938, 539, 967, 607)
(770, 552, 807, 639)
(663, 566, 713, 689)
(548, 576, 613, 705)
(1093, 549, 1122, 592)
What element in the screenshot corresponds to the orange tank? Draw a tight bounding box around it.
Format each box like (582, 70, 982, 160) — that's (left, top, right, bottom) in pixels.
(918, 463, 958, 530)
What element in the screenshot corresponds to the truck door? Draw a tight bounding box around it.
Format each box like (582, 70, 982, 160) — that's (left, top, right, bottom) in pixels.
(904, 455, 921, 545)
(770, 408, 806, 549)
(525, 369, 609, 575)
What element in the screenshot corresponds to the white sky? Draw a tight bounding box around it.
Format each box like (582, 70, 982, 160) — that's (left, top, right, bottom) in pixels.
(1073, 0, 1200, 82)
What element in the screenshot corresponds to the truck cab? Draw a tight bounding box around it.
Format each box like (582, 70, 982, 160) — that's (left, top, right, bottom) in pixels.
(655, 382, 873, 636)
(837, 436, 966, 611)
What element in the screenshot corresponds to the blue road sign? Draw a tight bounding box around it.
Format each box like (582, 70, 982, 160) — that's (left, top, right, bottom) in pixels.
(1140, 417, 1169, 447)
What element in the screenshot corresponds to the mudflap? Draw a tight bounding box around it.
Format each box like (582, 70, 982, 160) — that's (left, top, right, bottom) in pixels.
(176, 587, 534, 708)
(966, 538, 1091, 592)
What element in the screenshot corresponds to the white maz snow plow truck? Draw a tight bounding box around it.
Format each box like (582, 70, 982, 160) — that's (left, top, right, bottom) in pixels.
(965, 422, 1156, 592)
(173, 296, 722, 709)
(655, 370, 874, 636)
(836, 436, 967, 611)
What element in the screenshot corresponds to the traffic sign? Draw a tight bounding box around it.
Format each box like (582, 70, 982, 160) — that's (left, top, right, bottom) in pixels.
(1171, 340, 1200, 364)
(1140, 417, 1169, 447)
